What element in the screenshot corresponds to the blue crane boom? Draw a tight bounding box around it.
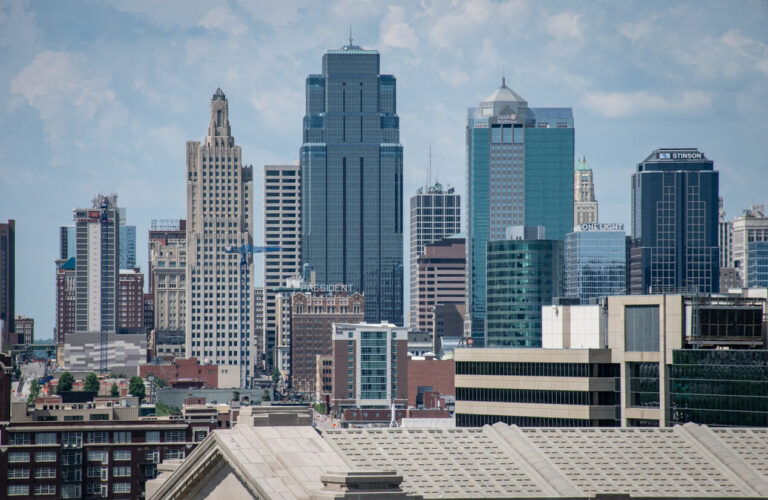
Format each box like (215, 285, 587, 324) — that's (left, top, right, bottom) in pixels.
(223, 245, 281, 389)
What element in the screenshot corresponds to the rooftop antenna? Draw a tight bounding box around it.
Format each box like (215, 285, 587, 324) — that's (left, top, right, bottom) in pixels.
(428, 145, 432, 188)
(502, 67, 506, 87)
(349, 24, 353, 46)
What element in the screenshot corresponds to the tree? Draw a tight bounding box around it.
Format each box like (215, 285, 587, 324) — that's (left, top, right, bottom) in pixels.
(56, 372, 74, 394)
(129, 376, 146, 403)
(84, 373, 100, 393)
(27, 380, 41, 405)
(155, 402, 179, 417)
(314, 402, 325, 415)
(272, 368, 281, 383)
(110, 383, 119, 397)
(154, 377, 167, 389)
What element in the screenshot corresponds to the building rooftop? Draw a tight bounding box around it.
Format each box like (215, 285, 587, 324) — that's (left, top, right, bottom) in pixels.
(482, 77, 526, 104)
(148, 417, 768, 499)
(575, 156, 591, 171)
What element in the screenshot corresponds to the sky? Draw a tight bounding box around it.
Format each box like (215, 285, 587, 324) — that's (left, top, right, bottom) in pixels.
(1, 0, 767, 341)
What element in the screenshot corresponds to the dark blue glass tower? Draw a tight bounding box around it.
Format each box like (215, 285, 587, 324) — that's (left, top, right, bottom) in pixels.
(630, 149, 719, 294)
(300, 41, 404, 325)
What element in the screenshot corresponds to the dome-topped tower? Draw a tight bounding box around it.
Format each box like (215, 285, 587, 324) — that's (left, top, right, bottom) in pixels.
(482, 77, 526, 104)
(479, 77, 528, 117)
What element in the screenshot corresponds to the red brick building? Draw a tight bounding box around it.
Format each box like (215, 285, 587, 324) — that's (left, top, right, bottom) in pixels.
(415, 237, 466, 335)
(139, 357, 218, 388)
(407, 356, 455, 407)
(55, 257, 77, 345)
(119, 269, 145, 332)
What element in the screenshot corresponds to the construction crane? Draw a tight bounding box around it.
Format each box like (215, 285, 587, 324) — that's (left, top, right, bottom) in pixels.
(223, 244, 281, 389)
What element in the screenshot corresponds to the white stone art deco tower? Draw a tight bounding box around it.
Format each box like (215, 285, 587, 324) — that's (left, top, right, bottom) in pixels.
(186, 89, 254, 383)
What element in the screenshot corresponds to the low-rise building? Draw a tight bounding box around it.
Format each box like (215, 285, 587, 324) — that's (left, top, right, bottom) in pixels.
(139, 357, 219, 389)
(407, 355, 454, 408)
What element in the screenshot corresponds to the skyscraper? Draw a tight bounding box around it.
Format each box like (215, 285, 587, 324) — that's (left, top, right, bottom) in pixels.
(565, 223, 626, 303)
(414, 236, 465, 335)
(0, 220, 14, 340)
(300, 39, 404, 326)
(409, 184, 460, 327)
(74, 195, 120, 333)
(574, 157, 598, 225)
(55, 257, 76, 345)
(262, 163, 301, 370)
(120, 225, 137, 270)
(466, 80, 574, 345)
(59, 225, 75, 260)
(630, 148, 719, 294)
(186, 89, 254, 382)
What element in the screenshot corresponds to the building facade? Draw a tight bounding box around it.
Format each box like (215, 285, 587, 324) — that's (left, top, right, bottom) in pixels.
(74, 195, 120, 334)
(60, 225, 76, 261)
(119, 225, 136, 270)
(185, 89, 254, 383)
(118, 269, 144, 332)
(330, 322, 408, 410)
(466, 80, 574, 345)
(14, 316, 34, 346)
(629, 148, 719, 294)
(747, 241, 768, 287)
(485, 228, 563, 348)
(565, 224, 626, 303)
(55, 258, 77, 345)
(0, 220, 15, 340)
(409, 184, 460, 327)
(262, 164, 301, 370)
(148, 219, 186, 293)
(573, 156, 598, 225)
(732, 205, 768, 286)
(414, 236, 465, 335)
(150, 233, 186, 356)
(300, 41, 404, 326)
(290, 289, 364, 394)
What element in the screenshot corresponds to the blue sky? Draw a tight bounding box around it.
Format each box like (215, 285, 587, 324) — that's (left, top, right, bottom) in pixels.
(1, 0, 767, 340)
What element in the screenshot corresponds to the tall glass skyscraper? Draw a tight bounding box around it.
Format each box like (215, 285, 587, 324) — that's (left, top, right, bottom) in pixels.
(466, 79, 573, 345)
(565, 224, 626, 303)
(300, 40, 404, 325)
(630, 148, 719, 294)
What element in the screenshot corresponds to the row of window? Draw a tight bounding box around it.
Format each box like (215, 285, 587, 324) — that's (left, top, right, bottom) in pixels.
(456, 413, 618, 428)
(455, 361, 620, 378)
(8, 484, 56, 496)
(456, 387, 619, 406)
(8, 430, 185, 447)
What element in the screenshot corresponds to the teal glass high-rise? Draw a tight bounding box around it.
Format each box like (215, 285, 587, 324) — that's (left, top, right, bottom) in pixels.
(300, 41, 404, 325)
(466, 80, 574, 345)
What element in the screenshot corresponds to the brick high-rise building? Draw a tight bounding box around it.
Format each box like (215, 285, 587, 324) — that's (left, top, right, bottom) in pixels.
(186, 89, 254, 384)
(118, 269, 145, 332)
(414, 237, 466, 335)
(0, 220, 15, 341)
(290, 288, 364, 394)
(14, 316, 34, 346)
(55, 258, 77, 345)
(262, 164, 301, 371)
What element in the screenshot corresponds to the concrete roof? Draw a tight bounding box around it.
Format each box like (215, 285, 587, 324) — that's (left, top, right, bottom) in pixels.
(149, 413, 768, 499)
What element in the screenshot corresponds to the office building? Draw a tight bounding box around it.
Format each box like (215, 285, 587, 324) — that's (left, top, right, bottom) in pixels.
(747, 241, 768, 287)
(143, 293, 154, 335)
(433, 303, 466, 355)
(74, 195, 120, 333)
(273, 283, 296, 378)
(120, 225, 137, 270)
(150, 228, 186, 357)
(290, 287, 364, 394)
(148, 219, 186, 293)
(118, 269, 144, 332)
(457, 292, 767, 428)
(564, 223, 626, 302)
(55, 257, 77, 345)
(573, 156, 598, 225)
(330, 322, 408, 410)
(253, 286, 264, 366)
(414, 236, 465, 336)
(733, 204, 768, 286)
(185, 89, 254, 381)
(262, 163, 301, 370)
(485, 227, 563, 347)
(719, 198, 739, 289)
(300, 40, 404, 326)
(629, 148, 719, 294)
(60, 225, 76, 260)
(14, 316, 33, 346)
(0, 220, 14, 340)
(409, 184, 461, 326)
(466, 80, 574, 345)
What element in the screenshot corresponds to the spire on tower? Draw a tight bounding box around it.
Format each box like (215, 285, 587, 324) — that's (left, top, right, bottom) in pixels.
(349, 24, 353, 46)
(502, 67, 506, 88)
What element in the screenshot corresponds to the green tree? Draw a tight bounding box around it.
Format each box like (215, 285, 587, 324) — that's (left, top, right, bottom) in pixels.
(155, 401, 179, 416)
(27, 380, 41, 405)
(128, 376, 146, 403)
(272, 368, 281, 383)
(84, 373, 100, 393)
(314, 402, 325, 415)
(154, 377, 167, 389)
(110, 383, 119, 397)
(56, 372, 74, 394)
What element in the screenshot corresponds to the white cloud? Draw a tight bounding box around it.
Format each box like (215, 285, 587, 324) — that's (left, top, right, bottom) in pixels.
(547, 12, 582, 40)
(102, 0, 215, 28)
(249, 88, 304, 134)
(581, 90, 713, 119)
(380, 6, 418, 50)
(234, 0, 301, 27)
(438, 68, 469, 86)
(618, 20, 653, 44)
(9, 51, 115, 143)
(198, 7, 248, 37)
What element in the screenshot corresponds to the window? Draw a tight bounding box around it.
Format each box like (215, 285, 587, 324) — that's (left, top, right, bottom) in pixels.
(194, 430, 208, 442)
(164, 448, 185, 460)
(8, 468, 29, 479)
(8, 452, 29, 463)
(164, 430, 185, 442)
(35, 467, 56, 478)
(9, 433, 31, 445)
(145, 449, 159, 463)
(35, 432, 56, 445)
(62, 432, 82, 447)
(7, 485, 29, 496)
(113, 466, 131, 477)
(113, 431, 131, 443)
(113, 449, 131, 461)
(35, 451, 56, 462)
(60, 484, 82, 499)
(88, 431, 109, 444)
(87, 450, 108, 464)
(145, 431, 160, 443)
(625, 305, 660, 352)
(114, 483, 131, 494)
(87, 466, 104, 478)
(34, 484, 56, 496)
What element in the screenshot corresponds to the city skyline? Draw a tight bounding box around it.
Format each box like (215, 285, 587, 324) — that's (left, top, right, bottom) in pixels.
(1, 0, 767, 339)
